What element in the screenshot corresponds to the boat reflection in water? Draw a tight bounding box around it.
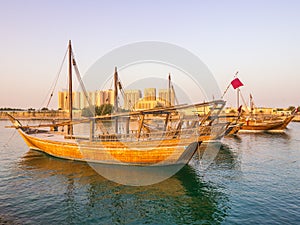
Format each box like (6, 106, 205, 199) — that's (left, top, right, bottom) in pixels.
(17, 148, 237, 224)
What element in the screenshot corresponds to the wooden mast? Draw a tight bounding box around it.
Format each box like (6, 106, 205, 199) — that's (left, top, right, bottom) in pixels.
(168, 73, 171, 107)
(235, 71, 240, 110)
(114, 67, 118, 133)
(68, 40, 73, 135)
(237, 88, 240, 110)
(164, 73, 172, 131)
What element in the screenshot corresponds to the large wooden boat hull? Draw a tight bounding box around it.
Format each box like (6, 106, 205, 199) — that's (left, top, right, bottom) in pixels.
(228, 114, 296, 133)
(224, 122, 243, 136)
(239, 120, 287, 133)
(198, 122, 230, 141)
(276, 115, 295, 130)
(16, 128, 199, 166)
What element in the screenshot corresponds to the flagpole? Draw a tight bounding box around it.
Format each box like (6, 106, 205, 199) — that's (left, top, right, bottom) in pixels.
(250, 94, 252, 114)
(221, 71, 239, 99)
(221, 83, 231, 99)
(237, 88, 240, 110)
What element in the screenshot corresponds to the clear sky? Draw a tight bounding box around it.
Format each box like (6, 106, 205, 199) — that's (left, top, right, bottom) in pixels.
(0, 0, 299, 109)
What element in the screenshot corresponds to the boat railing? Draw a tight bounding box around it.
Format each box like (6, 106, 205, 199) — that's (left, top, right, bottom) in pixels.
(92, 127, 199, 142)
(63, 125, 201, 142)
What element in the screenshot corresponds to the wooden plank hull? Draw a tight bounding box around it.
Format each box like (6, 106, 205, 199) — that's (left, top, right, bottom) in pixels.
(276, 115, 295, 130)
(199, 122, 229, 141)
(225, 123, 243, 136)
(240, 120, 286, 132)
(222, 111, 296, 133)
(17, 129, 199, 166)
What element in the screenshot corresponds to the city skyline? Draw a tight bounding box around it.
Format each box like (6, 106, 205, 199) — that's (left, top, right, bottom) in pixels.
(58, 87, 175, 111)
(0, 1, 299, 109)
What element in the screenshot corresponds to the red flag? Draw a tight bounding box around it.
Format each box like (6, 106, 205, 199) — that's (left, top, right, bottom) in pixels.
(231, 78, 244, 89)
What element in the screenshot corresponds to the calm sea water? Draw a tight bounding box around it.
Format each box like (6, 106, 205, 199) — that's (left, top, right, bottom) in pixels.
(0, 120, 299, 224)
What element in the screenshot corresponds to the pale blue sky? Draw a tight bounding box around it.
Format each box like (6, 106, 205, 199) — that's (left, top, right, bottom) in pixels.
(0, 0, 299, 109)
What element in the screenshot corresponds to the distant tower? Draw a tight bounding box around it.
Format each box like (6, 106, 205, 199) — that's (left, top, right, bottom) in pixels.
(124, 90, 142, 110)
(73, 92, 81, 109)
(58, 91, 65, 110)
(58, 90, 68, 110)
(158, 89, 175, 106)
(144, 88, 156, 101)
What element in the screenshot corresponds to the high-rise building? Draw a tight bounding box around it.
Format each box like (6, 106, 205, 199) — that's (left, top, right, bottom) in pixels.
(124, 90, 142, 110)
(58, 91, 67, 110)
(58, 90, 73, 110)
(58, 89, 115, 110)
(158, 89, 175, 107)
(73, 92, 81, 109)
(96, 89, 115, 106)
(80, 92, 87, 109)
(134, 99, 164, 110)
(58, 88, 175, 111)
(144, 88, 156, 101)
(88, 91, 97, 107)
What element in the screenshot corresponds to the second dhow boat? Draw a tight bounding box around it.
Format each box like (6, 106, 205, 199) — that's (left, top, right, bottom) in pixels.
(239, 112, 296, 133)
(223, 75, 296, 133)
(8, 40, 226, 166)
(238, 94, 296, 133)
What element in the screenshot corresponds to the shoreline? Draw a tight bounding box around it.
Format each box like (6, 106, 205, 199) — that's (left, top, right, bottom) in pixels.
(1, 110, 300, 122)
(0, 110, 80, 121)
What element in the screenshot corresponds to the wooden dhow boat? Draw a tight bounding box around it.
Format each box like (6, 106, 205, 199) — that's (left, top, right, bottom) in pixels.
(222, 74, 296, 133)
(238, 112, 296, 133)
(238, 94, 296, 133)
(7, 101, 226, 165)
(7, 41, 226, 166)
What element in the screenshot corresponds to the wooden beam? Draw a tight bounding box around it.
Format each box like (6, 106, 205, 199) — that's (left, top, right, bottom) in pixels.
(137, 114, 145, 139)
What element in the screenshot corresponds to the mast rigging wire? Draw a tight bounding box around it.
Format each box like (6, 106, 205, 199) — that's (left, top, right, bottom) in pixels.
(41, 47, 69, 109)
(71, 51, 94, 115)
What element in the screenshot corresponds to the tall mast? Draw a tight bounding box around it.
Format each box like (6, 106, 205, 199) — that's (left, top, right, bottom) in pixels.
(114, 67, 118, 133)
(168, 73, 171, 107)
(114, 67, 118, 113)
(68, 40, 73, 135)
(237, 88, 240, 110)
(235, 71, 239, 110)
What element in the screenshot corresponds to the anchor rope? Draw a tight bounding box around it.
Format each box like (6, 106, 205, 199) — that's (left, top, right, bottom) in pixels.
(3, 129, 17, 148)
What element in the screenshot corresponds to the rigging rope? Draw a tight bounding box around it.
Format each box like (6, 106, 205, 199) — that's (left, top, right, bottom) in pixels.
(119, 76, 136, 111)
(40, 47, 69, 110)
(118, 78, 126, 109)
(3, 129, 17, 147)
(71, 51, 94, 115)
(171, 84, 179, 105)
(239, 89, 250, 113)
(221, 71, 239, 99)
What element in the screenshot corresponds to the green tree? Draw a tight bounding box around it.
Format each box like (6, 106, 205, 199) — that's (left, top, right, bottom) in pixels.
(95, 104, 114, 116)
(81, 104, 114, 117)
(81, 107, 94, 117)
